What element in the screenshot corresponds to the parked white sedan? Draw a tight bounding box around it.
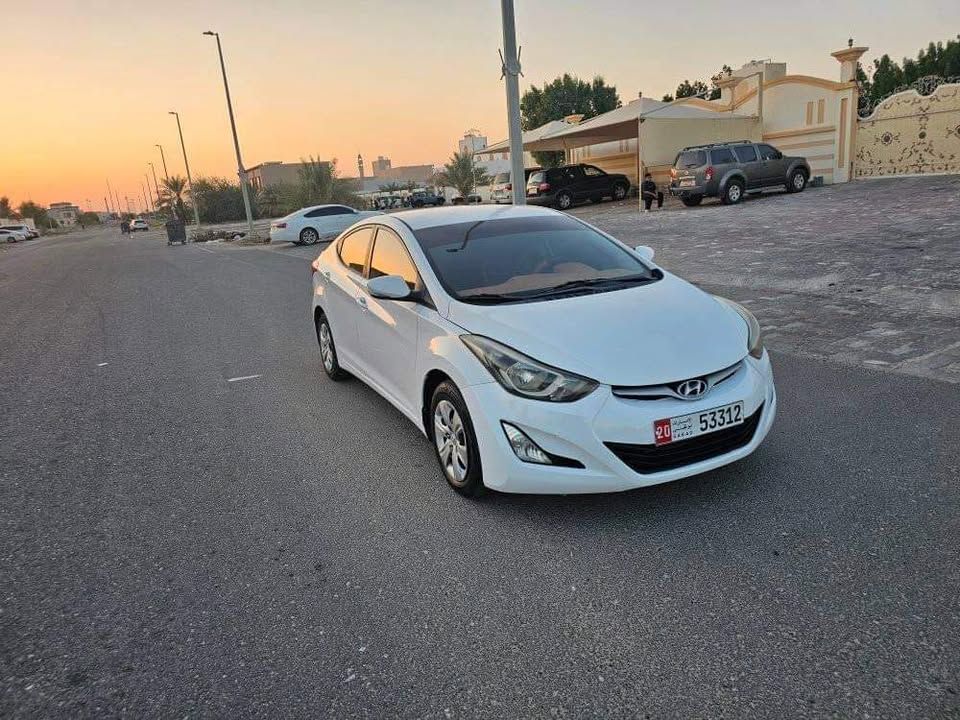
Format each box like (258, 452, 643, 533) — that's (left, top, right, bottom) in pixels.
(0, 229, 27, 243)
(270, 205, 381, 245)
(310, 205, 776, 497)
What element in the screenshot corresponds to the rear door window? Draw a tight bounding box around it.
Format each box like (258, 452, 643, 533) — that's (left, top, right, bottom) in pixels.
(305, 207, 332, 218)
(733, 145, 759, 163)
(757, 144, 782, 160)
(710, 148, 737, 165)
(582, 165, 605, 177)
(329, 206, 355, 215)
(675, 150, 706, 169)
(338, 226, 374, 275)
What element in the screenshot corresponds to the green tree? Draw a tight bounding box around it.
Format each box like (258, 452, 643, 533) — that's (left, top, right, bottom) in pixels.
(78, 211, 101, 225)
(0, 196, 15, 218)
(675, 79, 709, 99)
(156, 175, 190, 222)
(192, 177, 253, 223)
(434, 152, 491, 201)
(661, 93, 675, 102)
(863, 35, 960, 109)
(297, 157, 361, 208)
(520, 74, 621, 168)
(256, 182, 299, 218)
(17, 201, 53, 229)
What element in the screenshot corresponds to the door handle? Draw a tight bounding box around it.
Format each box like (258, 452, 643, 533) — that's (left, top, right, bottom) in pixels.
(322, 270, 330, 280)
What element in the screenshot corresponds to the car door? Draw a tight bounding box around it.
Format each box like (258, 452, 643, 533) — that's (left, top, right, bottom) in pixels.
(757, 144, 786, 185)
(732, 144, 763, 189)
(355, 226, 423, 416)
(324, 225, 375, 372)
(326, 206, 361, 237)
(581, 164, 610, 197)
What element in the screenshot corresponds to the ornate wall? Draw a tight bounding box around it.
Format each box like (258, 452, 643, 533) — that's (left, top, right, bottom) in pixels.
(855, 82, 960, 178)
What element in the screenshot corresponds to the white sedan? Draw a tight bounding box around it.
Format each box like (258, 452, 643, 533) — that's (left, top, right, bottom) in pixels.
(310, 205, 776, 497)
(270, 204, 381, 245)
(0, 229, 27, 242)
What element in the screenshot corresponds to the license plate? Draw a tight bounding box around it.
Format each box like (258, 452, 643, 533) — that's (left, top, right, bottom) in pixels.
(527, 189, 537, 196)
(654, 401, 744, 446)
(679, 178, 695, 188)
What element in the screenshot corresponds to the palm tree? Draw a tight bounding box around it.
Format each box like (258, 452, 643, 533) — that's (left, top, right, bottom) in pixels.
(434, 152, 491, 201)
(156, 175, 190, 221)
(297, 156, 361, 208)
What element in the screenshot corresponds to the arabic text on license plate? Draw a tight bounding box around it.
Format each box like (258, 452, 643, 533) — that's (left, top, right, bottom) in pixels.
(679, 178, 695, 188)
(653, 401, 745, 446)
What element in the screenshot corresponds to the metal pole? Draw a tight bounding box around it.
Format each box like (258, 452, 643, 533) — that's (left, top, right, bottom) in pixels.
(148, 163, 161, 207)
(105, 180, 113, 214)
(169, 111, 201, 228)
(155, 144, 169, 181)
(141, 182, 149, 214)
(500, 0, 526, 206)
(205, 31, 255, 238)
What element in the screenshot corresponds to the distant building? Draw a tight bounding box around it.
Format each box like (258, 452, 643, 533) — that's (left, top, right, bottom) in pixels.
(48, 202, 80, 226)
(370, 163, 436, 187)
(245, 160, 331, 191)
(371, 156, 392, 176)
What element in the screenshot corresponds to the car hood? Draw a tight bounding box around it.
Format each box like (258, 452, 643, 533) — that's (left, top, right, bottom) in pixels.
(446, 274, 748, 386)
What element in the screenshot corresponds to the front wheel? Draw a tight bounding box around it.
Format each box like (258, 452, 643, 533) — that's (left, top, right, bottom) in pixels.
(315, 313, 348, 381)
(787, 169, 807, 193)
(721, 180, 744, 205)
(430, 381, 484, 497)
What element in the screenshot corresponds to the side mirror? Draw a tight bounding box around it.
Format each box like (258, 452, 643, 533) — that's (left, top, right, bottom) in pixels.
(367, 274, 411, 300)
(634, 245, 655, 262)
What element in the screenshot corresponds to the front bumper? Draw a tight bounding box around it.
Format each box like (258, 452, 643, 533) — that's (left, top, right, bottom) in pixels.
(460, 352, 776, 494)
(524, 194, 554, 206)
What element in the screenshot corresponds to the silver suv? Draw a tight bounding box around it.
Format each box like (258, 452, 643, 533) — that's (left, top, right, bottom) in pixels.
(668, 140, 811, 207)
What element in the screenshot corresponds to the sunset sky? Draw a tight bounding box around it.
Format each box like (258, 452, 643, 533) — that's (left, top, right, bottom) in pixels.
(3, 0, 958, 210)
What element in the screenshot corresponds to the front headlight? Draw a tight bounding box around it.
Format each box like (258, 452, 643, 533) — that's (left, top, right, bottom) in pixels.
(461, 335, 598, 402)
(715, 297, 764, 359)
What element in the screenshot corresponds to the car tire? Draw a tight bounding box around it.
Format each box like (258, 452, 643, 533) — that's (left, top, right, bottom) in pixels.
(315, 312, 349, 381)
(681, 194, 703, 207)
(787, 169, 808, 193)
(555, 190, 574, 211)
(721, 180, 744, 205)
(612, 183, 628, 201)
(300, 227, 320, 245)
(430, 381, 484, 498)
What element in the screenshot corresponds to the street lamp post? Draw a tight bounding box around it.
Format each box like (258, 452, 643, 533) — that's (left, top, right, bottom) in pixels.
(500, 0, 526, 206)
(148, 164, 160, 208)
(168, 111, 202, 228)
(203, 30, 255, 239)
(155, 144, 169, 182)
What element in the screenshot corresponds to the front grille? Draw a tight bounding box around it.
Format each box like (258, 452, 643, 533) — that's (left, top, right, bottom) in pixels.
(604, 404, 764, 474)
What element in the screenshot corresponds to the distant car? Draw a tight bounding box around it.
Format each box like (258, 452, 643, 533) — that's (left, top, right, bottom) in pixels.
(668, 141, 811, 206)
(270, 204, 382, 245)
(492, 168, 542, 204)
(0, 229, 27, 242)
(129, 219, 149, 232)
(410, 190, 445, 208)
(1, 224, 39, 239)
(526, 164, 630, 210)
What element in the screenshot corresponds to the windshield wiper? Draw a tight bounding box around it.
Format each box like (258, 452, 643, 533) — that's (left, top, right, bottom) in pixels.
(458, 292, 530, 304)
(519, 274, 659, 298)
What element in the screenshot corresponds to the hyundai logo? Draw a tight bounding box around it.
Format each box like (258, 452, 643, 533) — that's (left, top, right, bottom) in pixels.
(675, 378, 708, 398)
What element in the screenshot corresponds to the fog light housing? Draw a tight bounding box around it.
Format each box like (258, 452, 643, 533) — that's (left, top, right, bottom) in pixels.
(501, 422, 553, 464)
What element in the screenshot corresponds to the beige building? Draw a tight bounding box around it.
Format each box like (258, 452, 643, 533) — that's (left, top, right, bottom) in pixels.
(245, 160, 331, 191)
(48, 202, 80, 226)
(525, 45, 868, 192)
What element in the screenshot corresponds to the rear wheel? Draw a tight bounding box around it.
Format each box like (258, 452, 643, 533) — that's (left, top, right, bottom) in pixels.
(430, 381, 484, 497)
(721, 180, 744, 205)
(787, 169, 807, 193)
(612, 183, 628, 201)
(300, 227, 320, 245)
(315, 313, 348, 381)
(555, 190, 574, 210)
(681, 194, 703, 207)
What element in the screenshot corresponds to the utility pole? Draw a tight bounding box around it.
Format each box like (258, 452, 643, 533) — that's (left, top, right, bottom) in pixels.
(106, 179, 114, 214)
(148, 162, 161, 206)
(155, 144, 169, 181)
(204, 30, 255, 239)
(500, 0, 526, 206)
(141, 182, 149, 214)
(169, 111, 202, 228)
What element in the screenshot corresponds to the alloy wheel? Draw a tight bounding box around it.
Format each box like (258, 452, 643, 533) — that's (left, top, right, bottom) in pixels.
(319, 322, 334, 372)
(433, 400, 468, 484)
(793, 172, 805, 190)
(301, 228, 319, 245)
(614, 185, 627, 200)
(728, 184, 742, 203)
(558, 193, 572, 210)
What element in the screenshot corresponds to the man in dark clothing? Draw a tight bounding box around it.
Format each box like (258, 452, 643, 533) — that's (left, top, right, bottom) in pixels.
(641, 172, 663, 211)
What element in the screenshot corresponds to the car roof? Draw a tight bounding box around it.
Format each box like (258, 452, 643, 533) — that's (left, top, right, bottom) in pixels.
(382, 204, 562, 231)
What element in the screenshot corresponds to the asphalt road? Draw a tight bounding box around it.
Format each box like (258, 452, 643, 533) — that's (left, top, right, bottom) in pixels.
(1, 228, 958, 719)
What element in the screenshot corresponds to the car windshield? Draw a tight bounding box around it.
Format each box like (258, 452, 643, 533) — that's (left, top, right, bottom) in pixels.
(675, 150, 707, 169)
(412, 215, 659, 304)
(494, 173, 510, 184)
